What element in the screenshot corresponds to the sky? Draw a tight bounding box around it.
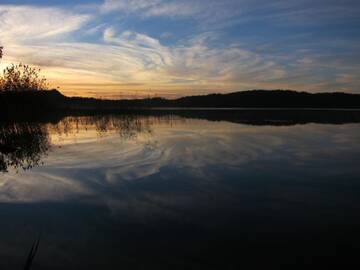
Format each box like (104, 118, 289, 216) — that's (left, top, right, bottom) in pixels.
(0, 0, 359, 98)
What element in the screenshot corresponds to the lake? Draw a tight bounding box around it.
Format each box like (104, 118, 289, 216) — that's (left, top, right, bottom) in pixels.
(1, 111, 360, 269)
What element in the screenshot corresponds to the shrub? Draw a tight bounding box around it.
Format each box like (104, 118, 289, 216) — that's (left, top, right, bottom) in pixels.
(0, 63, 49, 92)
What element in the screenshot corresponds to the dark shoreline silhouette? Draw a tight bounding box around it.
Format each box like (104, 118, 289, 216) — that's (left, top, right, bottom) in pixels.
(2, 90, 360, 173)
(1, 89, 360, 116)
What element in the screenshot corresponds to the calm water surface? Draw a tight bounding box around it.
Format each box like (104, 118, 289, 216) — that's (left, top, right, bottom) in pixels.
(1, 113, 360, 269)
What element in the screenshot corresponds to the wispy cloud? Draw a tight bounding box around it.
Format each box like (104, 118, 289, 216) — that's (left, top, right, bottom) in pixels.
(0, 1, 359, 97)
(101, 0, 201, 18)
(0, 5, 90, 42)
(0, 4, 287, 97)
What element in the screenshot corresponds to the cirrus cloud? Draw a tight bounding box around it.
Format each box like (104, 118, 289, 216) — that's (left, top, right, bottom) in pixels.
(0, 1, 359, 97)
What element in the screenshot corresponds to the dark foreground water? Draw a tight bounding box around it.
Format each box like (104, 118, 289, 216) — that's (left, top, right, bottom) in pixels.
(1, 111, 360, 269)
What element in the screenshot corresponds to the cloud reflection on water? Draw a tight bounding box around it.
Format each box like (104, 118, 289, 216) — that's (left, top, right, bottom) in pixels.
(1, 114, 360, 269)
(1, 115, 360, 209)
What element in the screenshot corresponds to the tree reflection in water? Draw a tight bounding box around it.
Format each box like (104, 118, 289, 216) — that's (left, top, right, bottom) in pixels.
(0, 114, 174, 173)
(53, 114, 155, 140)
(0, 122, 50, 173)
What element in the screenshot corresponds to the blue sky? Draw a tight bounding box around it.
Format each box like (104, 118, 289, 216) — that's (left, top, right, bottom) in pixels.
(0, 0, 359, 98)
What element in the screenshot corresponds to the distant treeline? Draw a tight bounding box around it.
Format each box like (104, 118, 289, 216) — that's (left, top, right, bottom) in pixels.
(1, 89, 360, 115)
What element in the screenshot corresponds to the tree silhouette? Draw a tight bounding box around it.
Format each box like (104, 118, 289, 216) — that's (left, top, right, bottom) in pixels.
(0, 47, 49, 92)
(0, 64, 48, 91)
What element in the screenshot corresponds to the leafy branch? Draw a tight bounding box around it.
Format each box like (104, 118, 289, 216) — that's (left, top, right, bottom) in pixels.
(0, 47, 49, 91)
